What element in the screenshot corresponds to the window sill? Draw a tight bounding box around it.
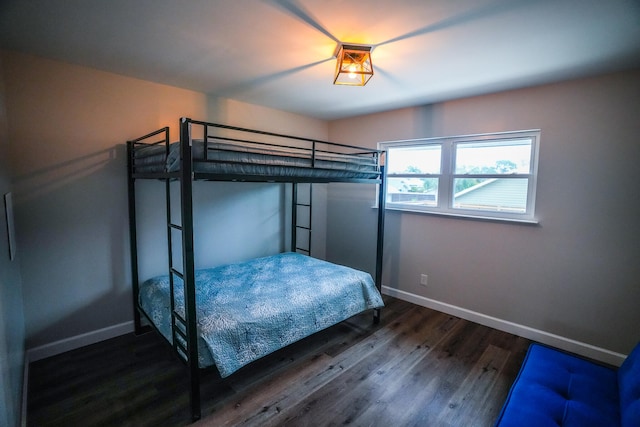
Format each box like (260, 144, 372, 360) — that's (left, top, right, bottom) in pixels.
(377, 205, 540, 225)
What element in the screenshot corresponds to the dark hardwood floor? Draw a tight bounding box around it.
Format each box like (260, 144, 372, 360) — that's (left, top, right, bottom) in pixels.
(27, 296, 530, 426)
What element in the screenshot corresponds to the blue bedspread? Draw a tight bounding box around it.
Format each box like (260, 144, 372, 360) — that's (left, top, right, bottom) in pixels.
(138, 253, 384, 377)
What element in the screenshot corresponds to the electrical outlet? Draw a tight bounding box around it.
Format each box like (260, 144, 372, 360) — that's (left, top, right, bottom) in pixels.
(420, 274, 428, 286)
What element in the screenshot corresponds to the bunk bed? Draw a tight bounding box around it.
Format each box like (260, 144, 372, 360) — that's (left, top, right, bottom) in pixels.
(127, 118, 387, 421)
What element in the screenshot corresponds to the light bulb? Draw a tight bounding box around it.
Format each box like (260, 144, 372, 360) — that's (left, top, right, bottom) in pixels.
(348, 64, 357, 79)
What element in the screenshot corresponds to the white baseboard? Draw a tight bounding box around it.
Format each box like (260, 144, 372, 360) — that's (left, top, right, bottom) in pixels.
(382, 286, 627, 366)
(26, 321, 134, 362)
(20, 289, 628, 375)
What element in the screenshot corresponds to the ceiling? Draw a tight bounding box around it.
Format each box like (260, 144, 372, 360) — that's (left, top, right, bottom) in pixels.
(1, 0, 639, 120)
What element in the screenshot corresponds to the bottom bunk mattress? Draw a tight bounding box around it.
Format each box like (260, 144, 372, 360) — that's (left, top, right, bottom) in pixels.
(138, 252, 384, 377)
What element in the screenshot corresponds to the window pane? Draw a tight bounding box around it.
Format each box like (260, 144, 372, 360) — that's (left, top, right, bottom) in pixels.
(453, 178, 528, 213)
(387, 177, 438, 207)
(387, 145, 441, 174)
(454, 139, 531, 174)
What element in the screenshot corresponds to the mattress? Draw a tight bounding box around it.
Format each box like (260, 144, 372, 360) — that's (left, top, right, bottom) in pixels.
(132, 139, 380, 179)
(138, 252, 384, 377)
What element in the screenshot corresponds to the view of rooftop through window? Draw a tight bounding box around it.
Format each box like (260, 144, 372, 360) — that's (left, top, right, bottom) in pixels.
(380, 131, 540, 221)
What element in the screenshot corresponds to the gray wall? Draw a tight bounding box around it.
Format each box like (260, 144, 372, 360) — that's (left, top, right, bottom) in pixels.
(134, 180, 288, 282)
(0, 53, 26, 427)
(327, 69, 640, 359)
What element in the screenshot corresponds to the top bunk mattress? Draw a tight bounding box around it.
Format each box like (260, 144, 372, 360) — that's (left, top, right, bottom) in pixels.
(132, 139, 380, 179)
(138, 252, 384, 377)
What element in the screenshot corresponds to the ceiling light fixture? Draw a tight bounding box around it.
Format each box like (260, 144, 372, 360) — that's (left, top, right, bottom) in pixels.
(333, 44, 374, 86)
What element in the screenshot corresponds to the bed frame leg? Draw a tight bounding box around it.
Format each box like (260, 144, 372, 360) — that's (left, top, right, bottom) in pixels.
(190, 380, 201, 422)
(373, 164, 386, 327)
(134, 310, 144, 335)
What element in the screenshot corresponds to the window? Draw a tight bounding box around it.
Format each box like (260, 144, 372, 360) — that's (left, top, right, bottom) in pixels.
(379, 130, 540, 222)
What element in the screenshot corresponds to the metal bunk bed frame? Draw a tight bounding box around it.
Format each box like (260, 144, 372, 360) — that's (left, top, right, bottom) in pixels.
(126, 117, 387, 421)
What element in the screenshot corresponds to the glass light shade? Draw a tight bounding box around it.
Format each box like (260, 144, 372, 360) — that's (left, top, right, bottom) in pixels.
(334, 44, 374, 86)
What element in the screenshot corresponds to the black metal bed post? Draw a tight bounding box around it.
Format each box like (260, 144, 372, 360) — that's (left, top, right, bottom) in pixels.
(291, 183, 297, 252)
(306, 184, 312, 255)
(127, 140, 145, 335)
(374, 163, 387, 324)
(179, 117, 201, 421)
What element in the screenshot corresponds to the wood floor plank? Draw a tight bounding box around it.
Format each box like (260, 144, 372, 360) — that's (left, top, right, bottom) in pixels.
(27, 297, 530, 427)
(434, 344, 510, 426)
(274, 311, 464, 426)
(200, 304, 425, 426)
(195, 354, 334, 427)
(343, 318, 497, 427)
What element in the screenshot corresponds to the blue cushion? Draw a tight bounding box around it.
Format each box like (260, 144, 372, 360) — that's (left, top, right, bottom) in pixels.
(618, 342, 640, 427)
(495, 344, 620, 426)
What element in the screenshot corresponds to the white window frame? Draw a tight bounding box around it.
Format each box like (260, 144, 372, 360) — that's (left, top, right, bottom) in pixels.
(379, 129, 540, 223)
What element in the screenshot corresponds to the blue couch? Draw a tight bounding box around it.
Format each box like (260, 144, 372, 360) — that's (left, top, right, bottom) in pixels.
(495, 342, 640, 427)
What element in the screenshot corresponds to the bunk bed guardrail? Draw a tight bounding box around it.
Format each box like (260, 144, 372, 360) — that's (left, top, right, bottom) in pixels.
(129, 119, 382, 181)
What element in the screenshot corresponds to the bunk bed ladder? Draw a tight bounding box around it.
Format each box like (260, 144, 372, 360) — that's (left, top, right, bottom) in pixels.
(291, 182, 312, 255)
(166, 213, 190, 362)
(163, 118, 201, 421)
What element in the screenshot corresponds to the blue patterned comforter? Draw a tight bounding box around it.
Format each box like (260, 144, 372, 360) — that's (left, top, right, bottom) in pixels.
(138, 252, 384, 377)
